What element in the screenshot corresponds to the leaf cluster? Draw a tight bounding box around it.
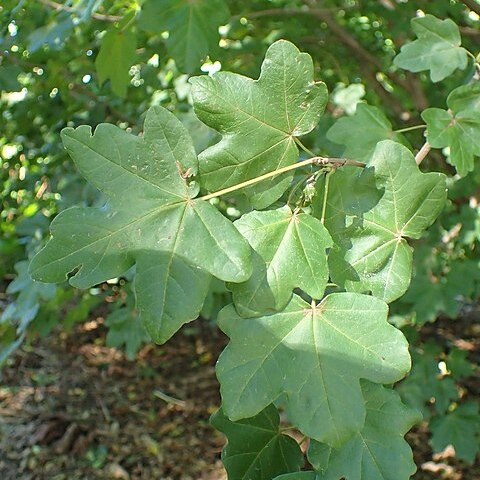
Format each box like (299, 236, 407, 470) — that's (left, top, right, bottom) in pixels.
(2, 2, 480, 477)
(26, 39, 453, 477)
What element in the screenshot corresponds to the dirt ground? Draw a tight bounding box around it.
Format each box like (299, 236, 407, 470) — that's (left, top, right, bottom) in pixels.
(0, 314, 478, 480)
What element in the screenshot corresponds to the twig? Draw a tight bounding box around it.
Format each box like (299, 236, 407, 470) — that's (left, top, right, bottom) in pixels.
(415, 142, 431, 165)
(463, 0, 480, 16)
(199, 155, 365, 202)
(294, 137, 316, 157)
(359, 64, 405, 116)
(460, 26, 480, 37)
(153, 389, 187, 408)
(320, 170, 332, 224)
(394, 124, 426, 134)
(231, 7, 336, 21)
(38, 0, 122, 22)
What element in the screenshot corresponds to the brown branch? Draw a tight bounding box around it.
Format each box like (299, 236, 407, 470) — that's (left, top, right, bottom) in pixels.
(415, 142, 431, 165)
(463, 0, 480, 16)
(316, 10, 426, 106)
(460, 26, 480, 37)
(38, 0, 122, 22)
(69, 83, 137, 125)
(359, 64, 405, 117)
(231, 7, 334, 21)
(405, 72, 429, 111)
(239, 7, 386, 70)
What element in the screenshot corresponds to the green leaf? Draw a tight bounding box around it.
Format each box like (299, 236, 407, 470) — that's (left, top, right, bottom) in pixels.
(274, 474, 319, 480)
(191, 40, 328, 209)
(216, 292, 410, 447)
(308, 383, 420, 480)
(331, 83, 365, 115)
(430, 402, 480, 463)
(139, 0, 230, 73)
(393, 14, 468, 82)
(0, 333, 24, 366)
(447, 82, 480, 112)
(422, 84, 480, 176)
(211, 405, 304, 480)
(29, 106, 252, 344)
(326, 104, 404, 162)
(396, 345, 459, 418)
(446, 348, 474, 380)
(27, 15, 74, 53)
(0, 65, 22, 92)
(2, 261, 57, 332)
(95, 24, 137, 97)
(323, 140, 446, 303)
(105, 307, 150, 360)
(63, 291, 100, 330)
(229, 206, 333, 316)
(1, 261, 57, 364)
(402, 255, 480, 323)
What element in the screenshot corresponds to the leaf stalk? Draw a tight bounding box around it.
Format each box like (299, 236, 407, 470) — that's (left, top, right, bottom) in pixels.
(415, 142, 431, 165)
(393, 124, 426, 134)
(320, 170, 332, 224)
(198, 156, 365, 201)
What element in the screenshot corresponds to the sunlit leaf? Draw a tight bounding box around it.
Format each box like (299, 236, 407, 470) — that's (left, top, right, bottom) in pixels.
(394, 14, 468, 82)
(191, 40, 328, 209)
(139, 0, 230, 73)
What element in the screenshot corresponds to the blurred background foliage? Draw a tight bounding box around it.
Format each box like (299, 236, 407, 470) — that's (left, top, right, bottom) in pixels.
(1, 0, 480, 469)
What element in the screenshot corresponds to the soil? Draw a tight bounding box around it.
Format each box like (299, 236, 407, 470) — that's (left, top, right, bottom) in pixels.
(0, 313, 479, 480)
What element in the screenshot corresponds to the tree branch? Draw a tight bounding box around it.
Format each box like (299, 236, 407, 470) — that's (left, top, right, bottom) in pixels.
(463, 0, 480, 16)
(38, 0, 122, 22)
(359, 64, 405, 117)
(238, 5, 427, 114)
(460, 26, 480, 37)
(231, 7, 335, 21)
(3, 54, 136, 125)
(415, 142, 431, 165)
